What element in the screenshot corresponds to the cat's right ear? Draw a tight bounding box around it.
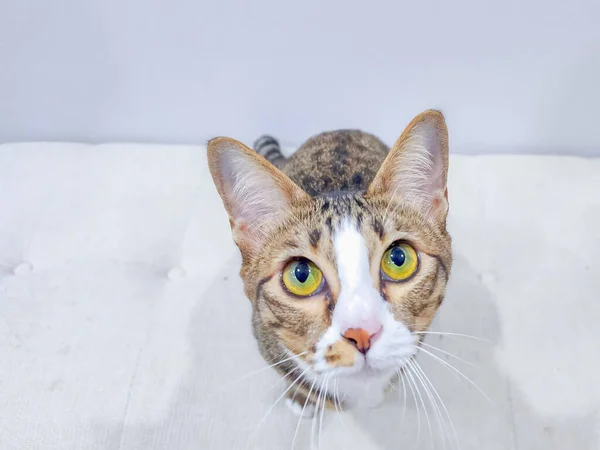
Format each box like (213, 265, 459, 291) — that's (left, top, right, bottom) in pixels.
(367, 110, 450, 221)
(207, 137, 310, 254)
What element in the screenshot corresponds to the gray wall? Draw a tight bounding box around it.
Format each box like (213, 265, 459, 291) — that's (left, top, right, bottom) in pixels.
(1, 0, 599, 154)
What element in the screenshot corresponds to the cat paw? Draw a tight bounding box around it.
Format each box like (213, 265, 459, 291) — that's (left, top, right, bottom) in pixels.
(285, 398, 316, 418)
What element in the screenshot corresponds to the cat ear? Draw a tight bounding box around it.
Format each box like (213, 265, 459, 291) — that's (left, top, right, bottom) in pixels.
(367, 110, 449, 219)
(207, 137, 310, 252)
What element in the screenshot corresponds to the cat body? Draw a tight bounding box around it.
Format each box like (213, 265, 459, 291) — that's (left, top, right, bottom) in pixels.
(208, 111, 452, 414)
(258, 130, 389, 195)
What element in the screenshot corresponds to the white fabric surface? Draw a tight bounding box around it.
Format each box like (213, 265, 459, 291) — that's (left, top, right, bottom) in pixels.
(0, 143, 599, 450)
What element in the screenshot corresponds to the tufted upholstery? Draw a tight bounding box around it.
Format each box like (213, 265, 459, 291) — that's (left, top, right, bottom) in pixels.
(1, 143, 599, 449)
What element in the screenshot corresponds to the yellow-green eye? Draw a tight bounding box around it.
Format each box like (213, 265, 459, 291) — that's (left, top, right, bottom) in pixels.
(282, 259, 323, 297)
(381, 242, 419, 281)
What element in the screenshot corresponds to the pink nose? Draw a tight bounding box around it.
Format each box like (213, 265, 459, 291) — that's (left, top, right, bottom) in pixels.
(342, 328, 379, 354)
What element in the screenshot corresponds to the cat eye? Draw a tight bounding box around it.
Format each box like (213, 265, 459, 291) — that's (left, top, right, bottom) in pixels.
(381, 242, 419, 281)
(282, 258, 324, 297)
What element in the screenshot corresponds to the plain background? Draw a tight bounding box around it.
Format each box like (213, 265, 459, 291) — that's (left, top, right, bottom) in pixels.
(1, 0, 599, 155)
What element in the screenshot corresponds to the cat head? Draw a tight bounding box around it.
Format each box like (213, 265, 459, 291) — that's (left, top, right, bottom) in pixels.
(207, 110, 452, 386)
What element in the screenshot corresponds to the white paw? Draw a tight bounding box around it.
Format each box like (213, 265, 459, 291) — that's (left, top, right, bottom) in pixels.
(286, 398, 316, 418)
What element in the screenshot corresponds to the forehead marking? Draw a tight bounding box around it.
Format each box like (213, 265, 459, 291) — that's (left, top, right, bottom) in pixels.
(372, 218, 384, 240)
(309, 229, 321, 248)
(333, 220, 370, 291)
(332, 219, 384, 334)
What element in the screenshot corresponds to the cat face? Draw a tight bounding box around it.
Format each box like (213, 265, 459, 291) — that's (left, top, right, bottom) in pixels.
(208, 111, 451, 405)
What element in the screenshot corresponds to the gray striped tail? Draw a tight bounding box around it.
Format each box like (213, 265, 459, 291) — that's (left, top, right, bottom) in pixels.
(254, 135, 285, 166)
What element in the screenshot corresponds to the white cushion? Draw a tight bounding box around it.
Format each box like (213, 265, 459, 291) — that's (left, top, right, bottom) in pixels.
(1, 143, 598, 449)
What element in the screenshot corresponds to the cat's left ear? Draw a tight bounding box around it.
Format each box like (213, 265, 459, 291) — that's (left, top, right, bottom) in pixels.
(367, 110, 449, 220)
(207, 137, 310, 254)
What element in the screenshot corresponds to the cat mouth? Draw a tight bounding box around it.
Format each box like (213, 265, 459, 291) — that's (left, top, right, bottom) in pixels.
(338, 356, 393, 377)
(336, 364, 396, 384)
(362, 354, 412, 374)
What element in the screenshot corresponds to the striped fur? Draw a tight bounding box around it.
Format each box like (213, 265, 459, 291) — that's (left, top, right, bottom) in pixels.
(254, 135, 286, 167)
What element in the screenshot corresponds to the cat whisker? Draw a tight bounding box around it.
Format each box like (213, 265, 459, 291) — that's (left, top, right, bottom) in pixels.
(420, 342, 480, 369)
(395, 368, 409, 433)
(227, 351, 308, 386)
(292, 377, 317, 450)
(403, 364, 421, 445)
(333, 377, 347, 432)
(409, 359, 449, 450)
(318, 374, 330, 449)
(413, 331, 491, 343)
(264, 365, 301, 394)
(311, 376, 326, 450)
(399, 369, 408, 431)
(406, 362, 434, 447)
(418, 347, 492, 403)
(245, 366, 310, 449)
(413, 360, 461, 450)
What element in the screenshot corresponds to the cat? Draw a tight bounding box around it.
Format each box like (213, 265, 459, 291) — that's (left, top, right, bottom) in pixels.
(207, 110, 452, 415)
